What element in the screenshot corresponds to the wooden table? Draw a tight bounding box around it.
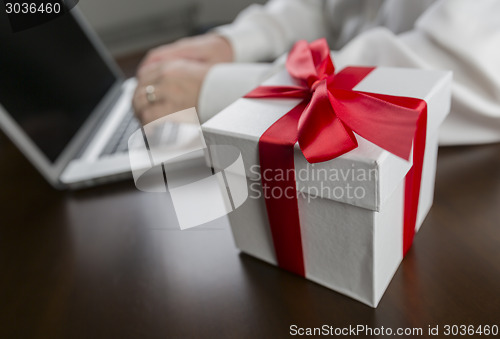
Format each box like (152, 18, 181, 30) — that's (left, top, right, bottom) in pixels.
(1, 55, 499, 338)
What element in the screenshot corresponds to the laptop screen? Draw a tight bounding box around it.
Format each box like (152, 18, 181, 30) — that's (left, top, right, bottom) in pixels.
(0, 11, 117, 162)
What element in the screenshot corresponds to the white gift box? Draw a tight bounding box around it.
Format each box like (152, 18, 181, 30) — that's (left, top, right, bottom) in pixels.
(202, 67, 452, 307)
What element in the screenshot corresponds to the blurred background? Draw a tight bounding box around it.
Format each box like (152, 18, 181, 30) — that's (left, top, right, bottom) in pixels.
(79, 0, 265, 57)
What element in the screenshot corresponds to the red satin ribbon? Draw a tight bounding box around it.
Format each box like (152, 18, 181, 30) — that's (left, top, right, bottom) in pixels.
(245, 39, 427, 276)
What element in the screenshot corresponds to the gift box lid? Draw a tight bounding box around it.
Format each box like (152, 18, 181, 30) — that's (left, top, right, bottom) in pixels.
(202, 67, 452, 211)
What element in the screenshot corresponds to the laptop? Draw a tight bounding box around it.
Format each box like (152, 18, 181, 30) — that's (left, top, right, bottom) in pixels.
(0, 8, 197, 189)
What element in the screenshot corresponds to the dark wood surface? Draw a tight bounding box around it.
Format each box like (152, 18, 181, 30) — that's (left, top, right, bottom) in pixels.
(1, 54, 499, 339)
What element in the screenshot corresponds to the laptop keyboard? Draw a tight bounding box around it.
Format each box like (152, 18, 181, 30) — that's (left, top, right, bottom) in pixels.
(100, 110, 141, 157)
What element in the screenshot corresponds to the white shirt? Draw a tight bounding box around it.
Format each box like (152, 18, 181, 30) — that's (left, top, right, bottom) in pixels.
(198, 0, 500, 145)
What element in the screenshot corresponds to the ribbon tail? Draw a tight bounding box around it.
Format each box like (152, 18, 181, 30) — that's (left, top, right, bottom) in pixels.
(403, 107, 427, 256)
(330, 89, 422, 161)
(331, 89, 427, 256)
(245, 86, 309, 99)
(258, 100, 309, 276)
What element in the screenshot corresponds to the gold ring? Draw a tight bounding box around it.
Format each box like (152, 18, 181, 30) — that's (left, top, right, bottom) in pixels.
(146, 85, 156, 104)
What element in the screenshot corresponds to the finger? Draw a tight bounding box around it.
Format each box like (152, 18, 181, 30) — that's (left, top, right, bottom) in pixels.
(138, 59, 192, 91)
(140, 103, 175, 125)
(138, 45, 176, 71)
(136, 63, 164, 89)
(132, 90, 144, 118)
(132, 84, 153, 114)
(132, 87, 144, 117)
(137, 42, 197, 76)
(132, 86, 166, 117)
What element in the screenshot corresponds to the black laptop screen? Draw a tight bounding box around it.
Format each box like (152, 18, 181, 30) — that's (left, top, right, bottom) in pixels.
(0, 11, 117, 162)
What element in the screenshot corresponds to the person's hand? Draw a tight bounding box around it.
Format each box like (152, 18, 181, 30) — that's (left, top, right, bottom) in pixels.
(137, 34, 233, 77)
(133, 59, 211, 124)
(133, 34, 233, 124)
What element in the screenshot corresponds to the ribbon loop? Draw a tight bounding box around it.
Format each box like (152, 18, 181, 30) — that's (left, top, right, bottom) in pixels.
(298, 80, 358, 163)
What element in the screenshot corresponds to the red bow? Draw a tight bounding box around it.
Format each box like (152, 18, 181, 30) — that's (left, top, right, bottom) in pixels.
(245, 39, 427, 276)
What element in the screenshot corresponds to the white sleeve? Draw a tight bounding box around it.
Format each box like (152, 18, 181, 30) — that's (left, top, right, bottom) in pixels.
(198, 55, 289, 123)
(332, 0, 500, 145)
(215, 0, 326, 62)
(197, 63, 274, 123)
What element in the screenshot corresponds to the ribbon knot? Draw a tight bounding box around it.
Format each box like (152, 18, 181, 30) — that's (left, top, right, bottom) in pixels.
(310, 78, 326, 92)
